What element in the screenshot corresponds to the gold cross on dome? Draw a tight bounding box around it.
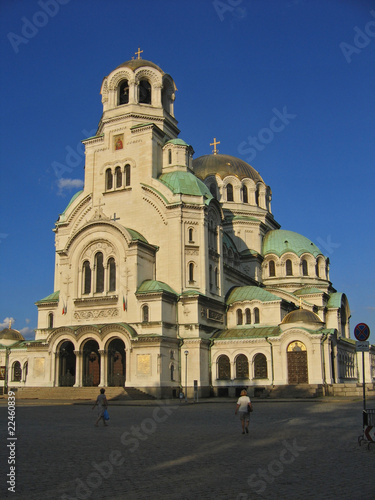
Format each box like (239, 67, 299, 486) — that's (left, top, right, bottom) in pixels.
(135, 47, 143, 59)
(9, 319, 13, 328)
(210, 138, 220, 155)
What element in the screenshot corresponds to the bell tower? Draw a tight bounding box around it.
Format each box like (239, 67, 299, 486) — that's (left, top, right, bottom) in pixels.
(98, 51, 179, 138)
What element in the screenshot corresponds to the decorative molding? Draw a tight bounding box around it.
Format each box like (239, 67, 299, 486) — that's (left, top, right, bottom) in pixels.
(74, 308, 119, 320)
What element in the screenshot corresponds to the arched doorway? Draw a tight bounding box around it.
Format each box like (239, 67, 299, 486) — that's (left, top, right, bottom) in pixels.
(107, 338, 126, 386)
(287, 341, 308, 384)
(83, 339, 100, 386)
(59, 341, 76, 386)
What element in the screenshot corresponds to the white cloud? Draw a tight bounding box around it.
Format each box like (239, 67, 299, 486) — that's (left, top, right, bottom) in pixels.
(1, 317, 15, 329)
(19, 327, 35, 339)
(57, 178, 84, 195)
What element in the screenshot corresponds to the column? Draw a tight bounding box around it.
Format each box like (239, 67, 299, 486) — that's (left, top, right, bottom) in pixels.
(99, 350, 107, 387)
(74, 351, 82, 387)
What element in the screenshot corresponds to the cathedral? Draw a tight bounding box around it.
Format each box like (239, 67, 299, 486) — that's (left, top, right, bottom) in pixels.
(1, 55, 374, 398)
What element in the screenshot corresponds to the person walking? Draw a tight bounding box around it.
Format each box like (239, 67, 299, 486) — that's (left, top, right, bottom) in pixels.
(235, 389, 251, 434)
(92, 388, 108, 427)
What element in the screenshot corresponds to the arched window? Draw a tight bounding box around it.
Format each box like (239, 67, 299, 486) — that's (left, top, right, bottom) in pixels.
(237, 309, 243, 325)
(48, 312, 54, 329)
(108, 258, 116, 292)
(254, 307, 260, 324)
(12, 361, 21, 382)
(209, 183, 217, 198)
(218, 355, 230, 380)
(115, 166, 122, 188)
(245, 308, 251, 324)
(214, 267, 219, 288)
(226, 183, 234, 202)
(188, 228, 194, 242)
(139, 79, 151, 104)
(209, 265, 213, 289)
(170, 364, 174, 381)
(106, 168, 113, 190)
(286, 259, 293, 276)
(124, 164, 131, 186)
(236, 354, 249, 379)
(168, 149, 172, 164)
(23, 361, 28, 382)
(142, 304, 149, 322)
(83, 261, 91, 294)
(302, 259, 308, 276)
(189, 262, 195, 283)
(269, 260, 276, 277)
(242, 185, 248, 203)
(254, 353, 267, 379)
(95, 252, 104, 293)
(315, 262, 320, 277)
(255, 187, 259, 206)
(119, 80, 129, 105)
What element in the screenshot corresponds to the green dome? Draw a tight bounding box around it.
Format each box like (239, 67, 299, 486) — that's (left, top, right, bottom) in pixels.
(165, 138, 189, 146)
(159, 171, 213, 202)
(263, 230, 323, 258)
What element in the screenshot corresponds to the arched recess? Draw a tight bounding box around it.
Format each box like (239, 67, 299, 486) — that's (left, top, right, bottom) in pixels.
(287, 341, 308, 384)
(217, 354, 231, 380)
(253, 353, 267, 379)
(58, 340, 76, 386)
(235, 354, 249, 379)
(82, 339, 100, 387)
(107, 338, 126, 386)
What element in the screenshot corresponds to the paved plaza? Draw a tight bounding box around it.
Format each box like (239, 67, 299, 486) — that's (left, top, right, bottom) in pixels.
(1, 397, 374, 499)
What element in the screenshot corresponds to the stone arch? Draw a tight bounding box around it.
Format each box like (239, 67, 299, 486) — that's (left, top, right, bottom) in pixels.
(58, 340, 76, 386)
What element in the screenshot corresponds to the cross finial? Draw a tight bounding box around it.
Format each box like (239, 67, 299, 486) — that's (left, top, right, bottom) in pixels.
(8, 319, 13, 329)
(135, 47, 143, 59)
(299, 297, 302, 309)
(210, 137, 220, 155)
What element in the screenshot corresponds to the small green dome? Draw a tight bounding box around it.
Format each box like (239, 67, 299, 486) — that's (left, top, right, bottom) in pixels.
(159, 171, 213, 202)
(165, 138, 189, 146)
(263, 230, 323, 258)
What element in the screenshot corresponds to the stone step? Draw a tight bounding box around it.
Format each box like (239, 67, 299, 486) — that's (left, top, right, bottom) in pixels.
(9, 387, 155, 401)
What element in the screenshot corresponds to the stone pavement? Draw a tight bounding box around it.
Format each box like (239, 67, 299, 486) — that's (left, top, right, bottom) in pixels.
(0, 397, 374, 500)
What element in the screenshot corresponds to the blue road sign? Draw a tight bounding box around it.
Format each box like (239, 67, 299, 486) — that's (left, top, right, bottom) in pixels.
(354, 323, 370, 341)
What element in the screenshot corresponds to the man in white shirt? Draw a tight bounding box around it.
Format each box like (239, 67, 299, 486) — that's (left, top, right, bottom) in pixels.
(235, 389, 251, 434)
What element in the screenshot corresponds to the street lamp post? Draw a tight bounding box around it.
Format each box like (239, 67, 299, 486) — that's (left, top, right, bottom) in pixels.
(184, 350, 189, 402)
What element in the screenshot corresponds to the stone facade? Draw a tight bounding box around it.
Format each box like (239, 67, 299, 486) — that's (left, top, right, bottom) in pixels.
(1, 58, 374, 397)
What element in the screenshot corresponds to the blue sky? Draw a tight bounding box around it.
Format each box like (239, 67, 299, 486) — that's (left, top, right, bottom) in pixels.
(0, 0, 374, 344)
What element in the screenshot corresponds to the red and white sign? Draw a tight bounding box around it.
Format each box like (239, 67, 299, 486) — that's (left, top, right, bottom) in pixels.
(364, 426, 375, 442)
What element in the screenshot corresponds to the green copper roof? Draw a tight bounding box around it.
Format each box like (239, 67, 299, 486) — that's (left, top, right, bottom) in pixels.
(263, 230, 323, 258)
(35, 291, 60, 304)
(159, 171, 213, 203)
(125, 228, 148, 243)
(227, 286, 281, 305)
(60, 190, 83, 216)
(136, 280, 178, 296)
(165, 138, 189, 146)
(213, 326, 280, 339)
(327, 292, 344, 309)
(225, 215, 260, 223)
(294, 287, 325, 296)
